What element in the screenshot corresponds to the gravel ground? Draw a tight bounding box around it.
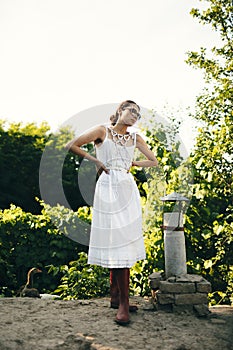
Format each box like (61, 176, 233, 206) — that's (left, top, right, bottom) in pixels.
(0, 297, 232, 350)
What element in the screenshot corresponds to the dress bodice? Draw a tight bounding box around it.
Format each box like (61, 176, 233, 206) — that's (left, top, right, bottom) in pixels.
(95, 126, 136, 171)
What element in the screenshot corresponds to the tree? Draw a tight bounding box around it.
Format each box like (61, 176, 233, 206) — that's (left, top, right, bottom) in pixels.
(0, 121, 93, 213)
(184, 0, 233, 304)
(131, 1, 232, 303)
(0, 121, 50, 213)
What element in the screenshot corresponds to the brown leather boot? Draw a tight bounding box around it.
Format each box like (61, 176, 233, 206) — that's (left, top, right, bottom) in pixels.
(110, 269, 119, 307)
(114, 268, 130, 326)
(110, 269, 138, 312)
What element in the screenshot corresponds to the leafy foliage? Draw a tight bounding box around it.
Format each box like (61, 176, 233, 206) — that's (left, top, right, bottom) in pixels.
(50, 252, 109, 300)
(131, 0, 233, 305)
(184, 0, 233, 304)
(0, 121, 50, 213)
(0, 202, 87, 297)
(0, 121, 94, 213)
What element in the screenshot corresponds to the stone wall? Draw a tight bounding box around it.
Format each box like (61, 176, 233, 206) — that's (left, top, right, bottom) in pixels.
(149, 273, 212, 317)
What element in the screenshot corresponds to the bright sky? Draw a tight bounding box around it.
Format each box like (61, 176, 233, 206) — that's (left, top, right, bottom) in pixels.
(0, 0, 219, 152)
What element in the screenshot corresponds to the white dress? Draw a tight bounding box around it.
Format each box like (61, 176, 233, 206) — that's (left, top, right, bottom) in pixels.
(87, 126, 146, 268)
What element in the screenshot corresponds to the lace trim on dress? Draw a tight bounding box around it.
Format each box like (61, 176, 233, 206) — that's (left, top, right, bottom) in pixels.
(107, 127, 135, 147)
(109, 128, 131, 146)
(88, 253, 146, 268)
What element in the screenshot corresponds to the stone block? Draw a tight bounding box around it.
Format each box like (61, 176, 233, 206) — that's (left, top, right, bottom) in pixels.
(193, 304, 210, 317)
(149, 272, 163, 279)
(142, 300, 156, 311)
(159, 281, 195, 294)
(175, 274, 204, 283)
(196, 280, 212, 293)
(167, 276, 176, 283)
(175, 293, 208, 305)
(156, 292, 175, 305)
(173, 304, 194, 314)
(154, 303, 173, 313)
(149, 272, 162, 290)
(150, 279, 160, 290)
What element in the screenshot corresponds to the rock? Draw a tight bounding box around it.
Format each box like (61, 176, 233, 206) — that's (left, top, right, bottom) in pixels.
(143, 302, 156, 311)
(167, 276, 176, 282)
(154, 303, 173, 312)
(196, 281, 212, 293)
(148, 272, 163, 279)
(175, 274, 204, 283)
(193, 304, 211, 317)
(156, 291, 175, 304)
(148, 272, 162, 290)
(172, 304, 194, 314)
(175, 293, 208, 305)
(159, 281, 196, 294)
(210, 318, 227, 324)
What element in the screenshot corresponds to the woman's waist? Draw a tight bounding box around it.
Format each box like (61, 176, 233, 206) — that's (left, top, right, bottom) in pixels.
(107, 166, 129, 173)
(104, 159, 132, 170)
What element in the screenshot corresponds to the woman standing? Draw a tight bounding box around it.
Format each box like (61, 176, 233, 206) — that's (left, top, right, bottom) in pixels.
(66, 100, 158, 325)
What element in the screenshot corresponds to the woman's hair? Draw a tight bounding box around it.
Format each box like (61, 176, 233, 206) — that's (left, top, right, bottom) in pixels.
(110, 100, 140, 126)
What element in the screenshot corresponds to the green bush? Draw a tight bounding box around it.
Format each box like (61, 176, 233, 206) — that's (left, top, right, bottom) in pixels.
(51, 252, 109, 300)
(0, 203, 86, 296)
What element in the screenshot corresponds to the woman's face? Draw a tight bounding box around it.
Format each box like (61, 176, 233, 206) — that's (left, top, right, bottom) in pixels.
(118, 104, 141, 126)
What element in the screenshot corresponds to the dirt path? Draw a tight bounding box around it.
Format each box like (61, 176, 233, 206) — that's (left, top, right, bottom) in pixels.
(0, 297, 232, 350)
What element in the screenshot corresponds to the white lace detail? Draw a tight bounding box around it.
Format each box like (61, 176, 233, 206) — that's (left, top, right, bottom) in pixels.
(96, 127, 135, 171)
(109, 128, 132, 146)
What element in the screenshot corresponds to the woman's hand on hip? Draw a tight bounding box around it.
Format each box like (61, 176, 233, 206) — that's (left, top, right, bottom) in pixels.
(95, 160, 110, 176)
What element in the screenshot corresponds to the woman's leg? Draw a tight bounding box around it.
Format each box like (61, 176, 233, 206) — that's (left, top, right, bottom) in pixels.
(110, 269, 138, 312)
(114, 268, 130, 325)
(110, 269, 119, 307)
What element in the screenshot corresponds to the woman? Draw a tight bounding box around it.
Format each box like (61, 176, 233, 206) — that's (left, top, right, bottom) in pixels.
(66, 100, 158, 325)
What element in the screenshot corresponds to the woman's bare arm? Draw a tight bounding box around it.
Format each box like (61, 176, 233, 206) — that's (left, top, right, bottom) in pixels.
(65, 125, 109, 174)
(133, 134, 158, 168)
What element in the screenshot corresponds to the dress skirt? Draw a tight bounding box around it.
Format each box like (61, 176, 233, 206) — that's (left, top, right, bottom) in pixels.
(88, 169, 146, 268)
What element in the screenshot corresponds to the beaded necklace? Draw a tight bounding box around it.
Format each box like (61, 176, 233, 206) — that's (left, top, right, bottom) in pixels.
(109, 127, 132, 146)
(107, 127, 135, 171)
